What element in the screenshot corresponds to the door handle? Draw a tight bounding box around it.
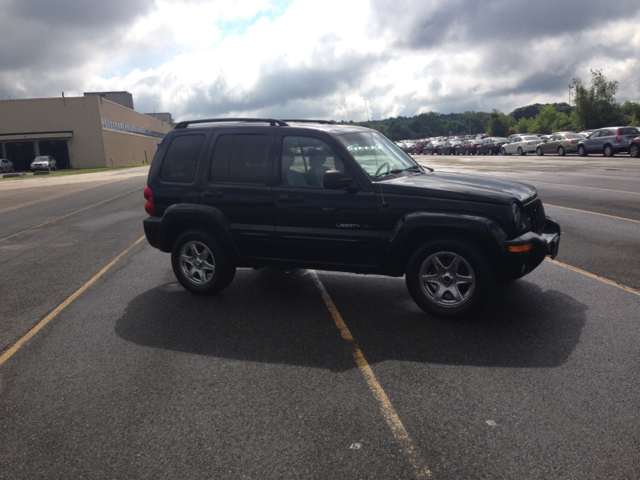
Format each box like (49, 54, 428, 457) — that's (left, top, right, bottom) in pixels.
(278, 194, 304, 203)
(204, 191, 224, 199)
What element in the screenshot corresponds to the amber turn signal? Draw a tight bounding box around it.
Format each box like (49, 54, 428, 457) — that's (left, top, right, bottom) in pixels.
(509, 243, 532, 253)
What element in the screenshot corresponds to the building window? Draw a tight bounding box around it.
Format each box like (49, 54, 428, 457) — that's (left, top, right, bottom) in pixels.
(102, 118, 166, 139)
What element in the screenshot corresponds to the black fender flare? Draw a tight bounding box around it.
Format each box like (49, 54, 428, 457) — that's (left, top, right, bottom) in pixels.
(158, 203, 241, 260)
(384, 212, 508, 275)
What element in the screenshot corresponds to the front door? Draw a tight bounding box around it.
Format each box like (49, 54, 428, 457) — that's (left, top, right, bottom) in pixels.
(272, 133, 380, 268)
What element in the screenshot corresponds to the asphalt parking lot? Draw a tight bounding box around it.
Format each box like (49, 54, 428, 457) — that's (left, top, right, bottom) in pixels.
(0, 156, 638, 478)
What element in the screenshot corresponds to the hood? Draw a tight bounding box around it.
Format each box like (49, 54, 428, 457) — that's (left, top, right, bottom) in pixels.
(378, 171, 537, 205)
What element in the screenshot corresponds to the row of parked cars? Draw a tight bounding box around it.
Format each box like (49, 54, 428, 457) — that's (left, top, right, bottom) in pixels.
(0, 155, 58, 174)
(399, 126, 640, 158)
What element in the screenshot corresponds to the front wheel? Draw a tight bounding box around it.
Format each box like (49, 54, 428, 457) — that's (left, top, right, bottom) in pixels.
(517, 147, 524, 156)
(578, 145, 587, 157)
(405, 240, 493, 318)
(630, 144, 639, 158)
(171, 230, 236, 295)
(536, 147, 543, 156)
(501, 148, 507, 156)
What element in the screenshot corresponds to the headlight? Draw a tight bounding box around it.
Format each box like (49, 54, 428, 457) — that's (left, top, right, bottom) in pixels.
(511, 202, 532, 233)
(511, 203, 521, 226)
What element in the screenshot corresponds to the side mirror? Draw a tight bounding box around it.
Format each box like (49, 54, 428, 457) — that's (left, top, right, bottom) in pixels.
(323, 170, 358, 192)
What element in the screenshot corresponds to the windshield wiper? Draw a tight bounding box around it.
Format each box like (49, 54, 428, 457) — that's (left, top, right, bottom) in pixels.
(389, 165, 432, 175)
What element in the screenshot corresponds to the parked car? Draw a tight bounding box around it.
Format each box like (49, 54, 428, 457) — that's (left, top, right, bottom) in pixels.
(502, 136, 543, 156)
(577, 127, 640, 157)
(143, 118, 560, 318)
(426, 140, 444, 154)
(477, 137, 508, 156)
(30, 155, 57, 171)
(457, 139, 483, 155)
(0, 159, 14, 173)
(628, 137, 640, 158)
(437, 140, 462, 155)
(535, 133, 585, 156)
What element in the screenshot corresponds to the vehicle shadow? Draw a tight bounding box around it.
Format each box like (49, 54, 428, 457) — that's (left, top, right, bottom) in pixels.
(115, 268, 587, 372)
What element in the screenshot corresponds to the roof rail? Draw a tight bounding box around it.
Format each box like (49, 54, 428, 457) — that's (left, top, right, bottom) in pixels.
(281, 119, 336, 124)
(174, 118, 289, 129)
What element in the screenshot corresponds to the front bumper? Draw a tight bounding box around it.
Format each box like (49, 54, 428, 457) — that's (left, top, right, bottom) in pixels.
(503, 218, 561, 278)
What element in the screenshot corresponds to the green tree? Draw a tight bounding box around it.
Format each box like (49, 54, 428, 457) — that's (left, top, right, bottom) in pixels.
(573, 69, 625, 130)
(550, 112, 573, 132)
(487, 110, 515, 137)
(516, 117, 535, 134)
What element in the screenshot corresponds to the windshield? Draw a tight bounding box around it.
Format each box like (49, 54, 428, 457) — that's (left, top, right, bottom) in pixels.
(338, 131, 421, 180)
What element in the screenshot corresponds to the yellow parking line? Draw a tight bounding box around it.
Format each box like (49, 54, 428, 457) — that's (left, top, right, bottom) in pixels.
(546, 259, 640, 297)
(0, 187, 144, 243)
(0, 179, 124, 214)
(0, 235, 146, 367)
(545, 204, 640, 224)
(310, 270, 431, 479)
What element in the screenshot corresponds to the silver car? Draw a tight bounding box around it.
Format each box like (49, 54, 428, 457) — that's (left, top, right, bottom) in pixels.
(30, 155, 57, 171)
(0, 158, 14, 173)
(501, 135, 543, 156)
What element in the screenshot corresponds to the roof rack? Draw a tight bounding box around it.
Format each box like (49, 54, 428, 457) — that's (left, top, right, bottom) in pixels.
(280, 119, 336, 125)
(174, 118, 289, 129)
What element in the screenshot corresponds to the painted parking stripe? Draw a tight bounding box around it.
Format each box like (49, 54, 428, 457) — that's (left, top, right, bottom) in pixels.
(310, 270, 432, 479)
(546, 259, 640, 297)
(0, 236, 146, 367)
(545, 204, 640, 224)
(0, 187, 144, 243)
(0, 179, 124, 214)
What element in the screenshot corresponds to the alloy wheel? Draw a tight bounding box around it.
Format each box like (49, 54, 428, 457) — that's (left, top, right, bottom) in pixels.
(179, 240, 216, 285)
(419, 251, 476, 308)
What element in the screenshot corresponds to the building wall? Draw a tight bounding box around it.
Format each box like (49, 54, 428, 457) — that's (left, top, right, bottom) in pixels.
(0, 96, 107, 169)
(98, 98, 172, 166)
(102, 130, 163, 167)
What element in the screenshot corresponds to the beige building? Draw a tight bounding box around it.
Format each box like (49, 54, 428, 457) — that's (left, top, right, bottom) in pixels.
(0, 94, 173, 171)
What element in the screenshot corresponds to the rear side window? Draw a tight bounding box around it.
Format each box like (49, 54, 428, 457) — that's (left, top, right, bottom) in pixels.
(160, 134, 205, 183)
(209, 134, 269, 185)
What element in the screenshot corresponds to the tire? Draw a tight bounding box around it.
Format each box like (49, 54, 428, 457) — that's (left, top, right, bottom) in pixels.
(501, 148, 507, 156)
(517, 147, 524, 156)
(578, 145, 587, 157)
(630, 144, 639, 158)
(536, 147, 543, 156)
(465, 149, 470, 155)
(487, 148, 492, 156)
(557, 146, 565, 156)
(405, 239, 494, 318)
(171, 230, 236, 295)
(603, 145, 614, 157)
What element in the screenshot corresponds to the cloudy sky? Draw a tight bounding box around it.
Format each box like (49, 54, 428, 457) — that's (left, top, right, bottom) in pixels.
(1, 0, 639, 122)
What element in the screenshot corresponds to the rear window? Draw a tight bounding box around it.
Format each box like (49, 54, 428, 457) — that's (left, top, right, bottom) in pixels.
(619, 127, 639, 135)
(160, 134, 205, 183)
(209, 134, 269, 185)
(494, 138, 508, 142)
(524, 136, 539, 141)
(566, 134, 583, 139)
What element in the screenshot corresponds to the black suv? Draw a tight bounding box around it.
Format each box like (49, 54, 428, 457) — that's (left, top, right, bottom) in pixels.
(143, 119, 560, 318)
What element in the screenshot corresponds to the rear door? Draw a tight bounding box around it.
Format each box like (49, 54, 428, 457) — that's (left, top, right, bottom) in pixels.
(272, 131, 380, 268)
(199, 127, 276, 259)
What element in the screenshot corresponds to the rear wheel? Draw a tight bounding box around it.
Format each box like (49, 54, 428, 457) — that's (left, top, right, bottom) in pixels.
(536, 147, 543, 156)
(171, 230, 236, 295)
(406, 239, 493, 318)
(603, 145, 614, 157)
(630, 144, 639, 158)
(557, 146, 565, 156)
(578, 145, 587, 157)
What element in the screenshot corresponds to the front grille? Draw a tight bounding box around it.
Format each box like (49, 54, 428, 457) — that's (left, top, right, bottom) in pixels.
(524, 197, 546, 233)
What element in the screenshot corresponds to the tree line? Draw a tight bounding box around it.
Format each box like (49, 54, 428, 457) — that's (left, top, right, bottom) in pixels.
(346, 70, 640, 140)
